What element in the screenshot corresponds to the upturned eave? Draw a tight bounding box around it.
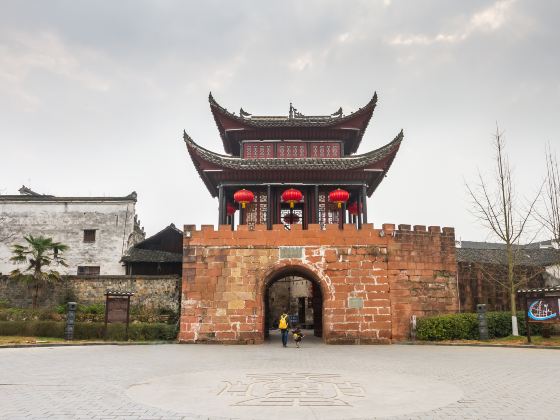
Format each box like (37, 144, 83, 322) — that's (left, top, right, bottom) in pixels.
(209, 92, 378, 155)
(184, 129, 402, 197)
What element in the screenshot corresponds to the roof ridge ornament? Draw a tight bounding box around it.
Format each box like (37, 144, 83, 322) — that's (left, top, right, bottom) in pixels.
(19, 185, 44, 196)
(289, 102, 305, 118)
(240, 107, 252, 118)
(331, 107, 343, 118)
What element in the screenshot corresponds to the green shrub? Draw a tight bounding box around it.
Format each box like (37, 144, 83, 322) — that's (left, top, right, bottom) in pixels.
(127, 323, 178, 341)
(417, 311, 542, 341)
(0, 320, 177, 341)
(0, 307, 64, 322)
(416, 313, 478, 341)
(0, 321, 64, 338)
(78, 303, 105, 315)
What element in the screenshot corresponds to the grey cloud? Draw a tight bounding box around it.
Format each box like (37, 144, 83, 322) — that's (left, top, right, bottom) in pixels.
(0, 0, 559, 243)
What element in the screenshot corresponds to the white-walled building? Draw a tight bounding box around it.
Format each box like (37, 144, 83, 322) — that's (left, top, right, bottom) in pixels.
(0, 186, 145, 275)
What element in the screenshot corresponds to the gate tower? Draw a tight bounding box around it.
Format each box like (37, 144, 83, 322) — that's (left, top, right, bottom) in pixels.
(181, 93, 458, 344)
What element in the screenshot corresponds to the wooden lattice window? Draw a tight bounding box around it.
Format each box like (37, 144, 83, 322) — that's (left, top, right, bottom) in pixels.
(83, 229, 96, 242)
(246, 191, 268, 225)
(318, 191, 339, 229)
(280, 208, 303, 229)
(77, 266, 100, 275)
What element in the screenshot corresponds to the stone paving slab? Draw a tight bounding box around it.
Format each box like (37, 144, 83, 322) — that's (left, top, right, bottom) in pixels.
(0, 334, 559, 419)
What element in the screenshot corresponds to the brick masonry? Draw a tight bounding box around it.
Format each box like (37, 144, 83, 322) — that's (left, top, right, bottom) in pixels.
(0, 275, 180, 311)
(179, 223, 458, 344)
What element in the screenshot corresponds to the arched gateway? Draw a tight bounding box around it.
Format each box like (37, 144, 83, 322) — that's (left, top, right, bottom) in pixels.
(262, 264, 327, 340)
(179, 93, 459, 344)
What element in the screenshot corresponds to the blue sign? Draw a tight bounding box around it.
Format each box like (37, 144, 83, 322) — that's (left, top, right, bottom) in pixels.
(527, 298, 560, 322)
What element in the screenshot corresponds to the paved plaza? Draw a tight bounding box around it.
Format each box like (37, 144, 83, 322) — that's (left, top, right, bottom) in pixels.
(0, 333, 559, 419)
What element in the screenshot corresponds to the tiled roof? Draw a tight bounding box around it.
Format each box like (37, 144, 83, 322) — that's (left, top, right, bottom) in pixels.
(184, 130, 402, 171)
(121, 248, 182, 263)
(0, 188, 137, 202)
(209, 92, 377, 128)
(209, 92, 379, 155)
(457, 247, 560, 267)
(184, 130, 402, 197)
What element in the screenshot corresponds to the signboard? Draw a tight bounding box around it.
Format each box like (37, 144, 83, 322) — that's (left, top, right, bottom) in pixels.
(348, 297, 364, 309)
(527, 297, 560, 323)
(279, 246, 304, 260)
(104, 291, 133, 340)
(106, 297, 130, 323)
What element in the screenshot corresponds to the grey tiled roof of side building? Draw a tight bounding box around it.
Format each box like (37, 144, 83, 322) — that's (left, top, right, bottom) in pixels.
(0, 186, 138, 202)
(120, 248, 182, 263)
(456, 247, 559, 267)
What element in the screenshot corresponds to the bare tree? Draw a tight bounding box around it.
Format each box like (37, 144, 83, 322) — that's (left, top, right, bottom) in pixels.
(538, 144, 560, 286)
(541, 144, 560, 243)
(466, 127, 541, 336)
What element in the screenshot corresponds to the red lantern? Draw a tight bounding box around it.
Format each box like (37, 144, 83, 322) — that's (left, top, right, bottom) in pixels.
(233, 189, 254, 209)
(283, 213, 300, 224)
(281, 188, 303, 208)
(348, 201, 362, 215)
(226, 202, 237, 216)
(328, 188, 350, 209)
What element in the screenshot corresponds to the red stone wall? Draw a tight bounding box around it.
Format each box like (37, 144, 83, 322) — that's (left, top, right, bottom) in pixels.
(180, 223, 458, 344)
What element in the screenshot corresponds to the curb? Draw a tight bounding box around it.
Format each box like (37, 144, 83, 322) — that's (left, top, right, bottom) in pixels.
(395, 341, 560, 350)
(0, 341, 175, 349)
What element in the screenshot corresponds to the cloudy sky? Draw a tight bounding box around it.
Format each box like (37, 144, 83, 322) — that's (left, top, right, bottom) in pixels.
(1, 0, 558, 242)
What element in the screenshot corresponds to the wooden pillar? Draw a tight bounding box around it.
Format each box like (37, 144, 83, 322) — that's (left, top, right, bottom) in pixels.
(271, 188, 277, 224)
(305, 187, 311, 229)
(357, 189, 363, 230)
(362, 184, 368, 224)
(239, 203, 244, 225)
(267, 185, 272, 230)
(218, 185, 224, 225)
(314, 185, 319, 224)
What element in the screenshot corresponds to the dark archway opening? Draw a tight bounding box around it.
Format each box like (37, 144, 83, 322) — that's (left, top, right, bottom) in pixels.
(264, 268, 323, 340)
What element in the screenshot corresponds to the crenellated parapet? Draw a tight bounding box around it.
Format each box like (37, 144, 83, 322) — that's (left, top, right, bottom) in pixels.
(183, 223, 454, 249)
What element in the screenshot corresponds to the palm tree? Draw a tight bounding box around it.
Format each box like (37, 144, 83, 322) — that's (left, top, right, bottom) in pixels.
(10, 235, 69, 308)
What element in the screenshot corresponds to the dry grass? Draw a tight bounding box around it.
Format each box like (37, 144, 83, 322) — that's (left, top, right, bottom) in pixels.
(0, 336, 64, 345)
(0, 336, 106, 345)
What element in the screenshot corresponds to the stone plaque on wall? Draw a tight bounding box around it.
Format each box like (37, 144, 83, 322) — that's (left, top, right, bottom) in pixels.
(279, 247, 304, 260)
(348, 297, 364, 309)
